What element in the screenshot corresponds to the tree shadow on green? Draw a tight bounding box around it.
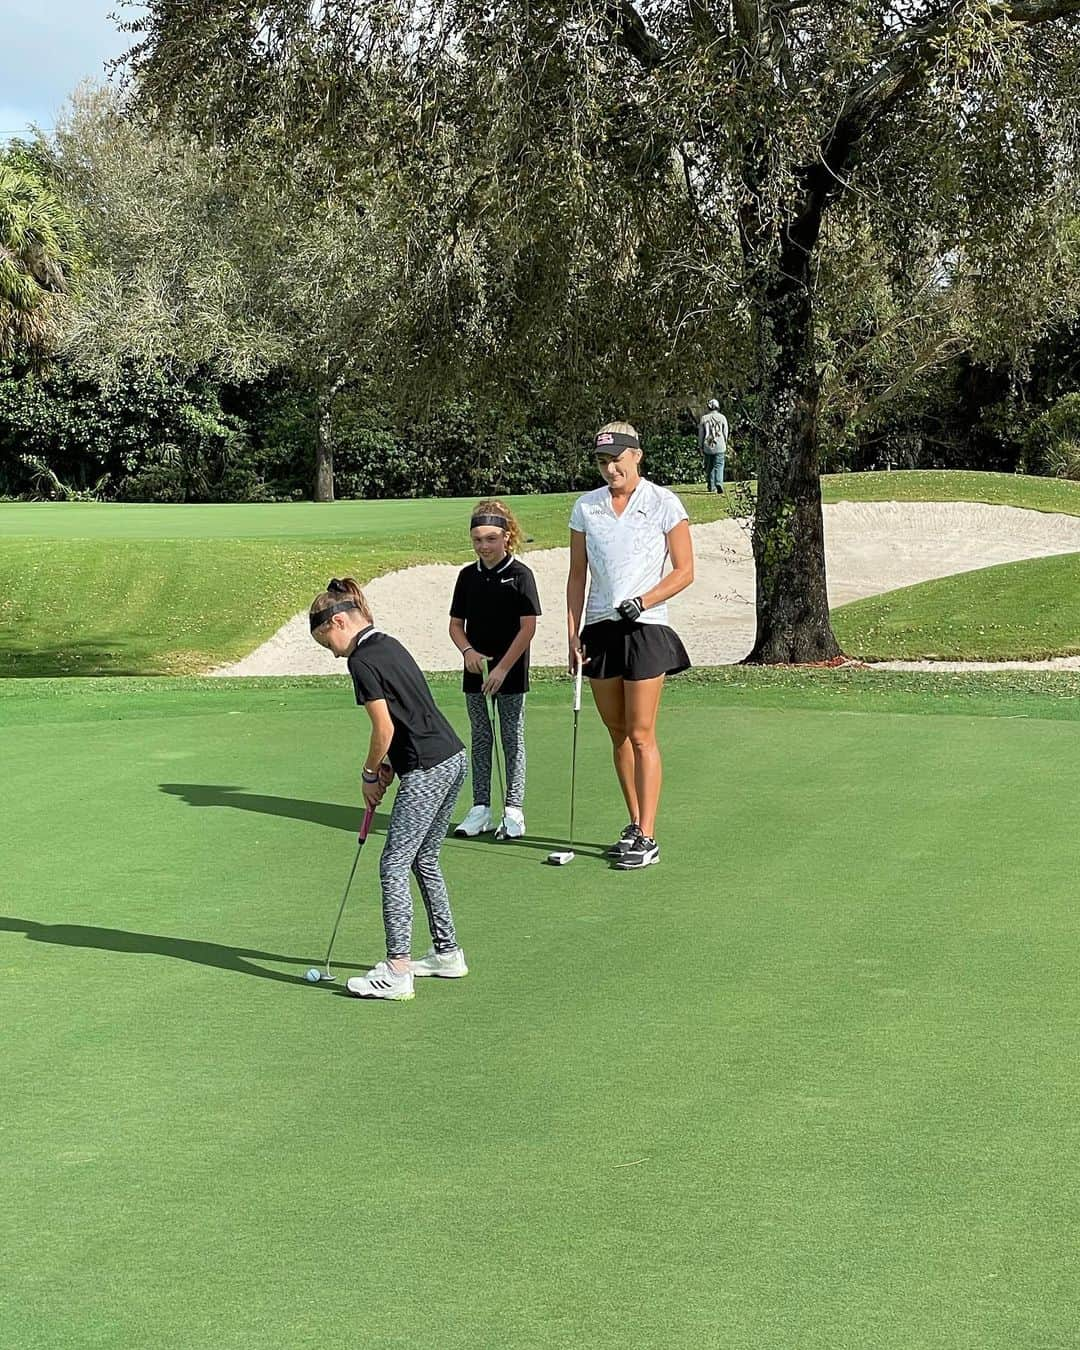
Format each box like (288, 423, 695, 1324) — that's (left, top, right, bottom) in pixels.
(0, 915, 356, 984)
(0, 636, 164, 678)
(160, 783, 383, 835)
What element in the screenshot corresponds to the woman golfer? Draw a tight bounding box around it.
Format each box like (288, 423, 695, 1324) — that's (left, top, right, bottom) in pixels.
(310, 578, 468, 999)
(566, 422, 694, 869)
(449, 498, 541, 841)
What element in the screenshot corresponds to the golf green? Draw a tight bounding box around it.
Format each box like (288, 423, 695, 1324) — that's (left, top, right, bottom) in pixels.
(3, 672, 1079, 1348)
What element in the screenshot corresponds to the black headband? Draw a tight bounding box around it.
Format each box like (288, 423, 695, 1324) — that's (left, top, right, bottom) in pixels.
(595, 430, 640, 453)
(310, 600, 359, 632)
(471, 514, 509, 530)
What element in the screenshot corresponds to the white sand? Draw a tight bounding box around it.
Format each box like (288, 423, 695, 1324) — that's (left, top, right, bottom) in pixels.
(209, 500, 1080, 675)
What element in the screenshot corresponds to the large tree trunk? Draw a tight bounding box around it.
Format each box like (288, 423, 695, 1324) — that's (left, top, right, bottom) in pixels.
(314, 380, 335, 502)
(741, 230, 842, 664)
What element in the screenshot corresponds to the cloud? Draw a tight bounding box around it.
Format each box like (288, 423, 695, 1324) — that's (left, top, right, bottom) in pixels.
(0, 1, 145, 135)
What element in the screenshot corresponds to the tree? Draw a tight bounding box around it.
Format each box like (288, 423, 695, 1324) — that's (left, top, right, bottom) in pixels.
(48, 85, 396, 500)
(0, 150, 83, 368)
(126, 2, 1080, 654)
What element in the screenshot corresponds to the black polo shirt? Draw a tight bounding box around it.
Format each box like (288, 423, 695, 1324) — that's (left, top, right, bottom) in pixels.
(347, 628, 464, 776)
(449, 555, 542, 695)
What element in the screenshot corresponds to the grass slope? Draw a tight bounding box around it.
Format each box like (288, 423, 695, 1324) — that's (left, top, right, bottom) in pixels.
(820, 468, 1080, 515)
(834, 552, 1080, 661)
(3, 672, 1080, 1349)
(3, 473, 1080, 675)
(0, 489, 730, 677)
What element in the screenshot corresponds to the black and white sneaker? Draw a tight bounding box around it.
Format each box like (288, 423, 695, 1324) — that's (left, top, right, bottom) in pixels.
(607, 823, 642, 858)
(614, 835, 660, 869)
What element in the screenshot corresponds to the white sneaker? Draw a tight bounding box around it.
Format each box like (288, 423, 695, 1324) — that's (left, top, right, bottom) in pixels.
(346, 961, 415, 1000)
(411, 947, 469, 978)
(454, 805, 493, 837)
(496, 807, 525, 840)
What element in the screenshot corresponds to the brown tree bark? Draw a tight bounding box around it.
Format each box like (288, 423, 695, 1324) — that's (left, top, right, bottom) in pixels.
(742, 251, 841, 664)
(314, 362, 346, 502)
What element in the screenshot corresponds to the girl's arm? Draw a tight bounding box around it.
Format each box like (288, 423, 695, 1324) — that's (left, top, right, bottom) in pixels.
(566, 529, 589, 671)
(483, 615, 538, 695)
(450, 616, 487, 674)
(361, 699, 395, 807)
(639, 520, 695, 610)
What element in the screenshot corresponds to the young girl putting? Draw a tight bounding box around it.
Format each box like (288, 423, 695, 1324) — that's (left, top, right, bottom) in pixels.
(310, 578, 468, 1000)
(449, 499, 541, 840)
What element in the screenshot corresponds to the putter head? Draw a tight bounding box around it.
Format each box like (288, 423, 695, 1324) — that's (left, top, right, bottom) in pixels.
(545, 850, 575, 866)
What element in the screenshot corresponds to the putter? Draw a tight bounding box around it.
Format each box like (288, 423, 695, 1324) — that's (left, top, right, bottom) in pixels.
(311, 805, 374, 983)
(546, 654, 583, 865)
(489, 694, 509, 839)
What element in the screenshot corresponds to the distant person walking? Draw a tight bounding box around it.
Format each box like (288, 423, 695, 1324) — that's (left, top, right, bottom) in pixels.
(698, 399, 729, 494)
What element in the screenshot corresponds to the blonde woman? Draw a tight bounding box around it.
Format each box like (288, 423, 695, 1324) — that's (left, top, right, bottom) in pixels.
(566, 423, 694, 869)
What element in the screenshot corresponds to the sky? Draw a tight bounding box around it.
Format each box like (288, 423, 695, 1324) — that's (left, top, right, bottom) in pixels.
(0, 0, 146, 141)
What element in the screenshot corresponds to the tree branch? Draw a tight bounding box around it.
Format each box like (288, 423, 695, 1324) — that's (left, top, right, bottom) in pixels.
(789, 0, 1080, 259)
(731, 0, 760, 45)
(842, 0, 1080, 136)
(607, 0, 665, 69)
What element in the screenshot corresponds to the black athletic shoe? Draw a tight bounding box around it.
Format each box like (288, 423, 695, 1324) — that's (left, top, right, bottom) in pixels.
(614, 835, 660, 869)
(607, 823, 642, 858)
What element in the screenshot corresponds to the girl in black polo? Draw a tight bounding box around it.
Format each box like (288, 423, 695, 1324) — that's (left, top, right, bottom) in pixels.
(448, 499, 541, 840)
(310, 578, 468, 1001)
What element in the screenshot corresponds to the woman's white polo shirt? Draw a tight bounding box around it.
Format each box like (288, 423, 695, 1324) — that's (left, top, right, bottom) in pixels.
(569, 478, 688, 626)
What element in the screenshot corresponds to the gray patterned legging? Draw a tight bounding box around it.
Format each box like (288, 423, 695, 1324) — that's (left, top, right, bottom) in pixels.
(380, 750, 467, 960)
(465, 693, 526, 808)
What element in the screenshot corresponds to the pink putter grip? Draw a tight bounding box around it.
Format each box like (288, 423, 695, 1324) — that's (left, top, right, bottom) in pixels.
(359, 806, 375, 844)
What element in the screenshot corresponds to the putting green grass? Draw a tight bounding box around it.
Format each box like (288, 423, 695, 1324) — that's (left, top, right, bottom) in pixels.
(3, 671, 1080, 1349)
(834, 552, 1080, 661)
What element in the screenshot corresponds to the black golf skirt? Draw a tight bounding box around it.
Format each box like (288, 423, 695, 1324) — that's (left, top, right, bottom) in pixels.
(581, 619, 691, 682)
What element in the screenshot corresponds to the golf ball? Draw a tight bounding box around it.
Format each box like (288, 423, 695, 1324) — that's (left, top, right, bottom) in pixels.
(305, 968, 322, 983)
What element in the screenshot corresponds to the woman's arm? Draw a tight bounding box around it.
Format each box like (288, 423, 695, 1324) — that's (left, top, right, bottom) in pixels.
(640, 520, 695, 610)
(483, 615, 538, 694)
(566, 529, 589, 670)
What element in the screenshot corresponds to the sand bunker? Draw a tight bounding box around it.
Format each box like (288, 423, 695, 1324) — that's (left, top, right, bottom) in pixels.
(210, 500, 1080, 675)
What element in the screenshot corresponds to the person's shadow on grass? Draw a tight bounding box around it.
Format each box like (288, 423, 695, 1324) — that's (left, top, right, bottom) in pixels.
(160, 783, 386, 835)
(0, 916, 367, 985)
(159, 783, 608, 859)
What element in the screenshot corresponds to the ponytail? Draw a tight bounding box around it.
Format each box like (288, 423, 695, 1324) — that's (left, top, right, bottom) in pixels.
(309, 577, 373, 632)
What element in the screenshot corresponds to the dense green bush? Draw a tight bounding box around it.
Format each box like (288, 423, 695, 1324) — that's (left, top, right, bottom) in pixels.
(1022, 393, 1080, 479)
(0, 360, 294, 502)
(15, 343, 1080, 502)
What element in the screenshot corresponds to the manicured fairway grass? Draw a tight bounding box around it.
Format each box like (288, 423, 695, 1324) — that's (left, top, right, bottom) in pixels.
(0, 488, 731, 677)
(820, 468, 1080, 515)
(3, 671, 1080, 1349)
(834, 551, 1080, 661)
(4, 472, 1080, 675)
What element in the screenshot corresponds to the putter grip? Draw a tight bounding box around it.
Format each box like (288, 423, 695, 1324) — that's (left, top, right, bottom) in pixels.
(358, 806, 374, 844)
(573, 655, 583, 712)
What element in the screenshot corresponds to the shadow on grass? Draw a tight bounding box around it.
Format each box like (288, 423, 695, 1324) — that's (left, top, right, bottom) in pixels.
(0, 915, 366, 984)
(454, 832, 610, 861)
(160, 783, 386, 835)
(161, 783, 608, 859)
(0, 636, 160, 678)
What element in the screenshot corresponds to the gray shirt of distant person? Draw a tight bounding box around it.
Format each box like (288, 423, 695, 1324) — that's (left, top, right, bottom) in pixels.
(698, 403, 729, 454)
